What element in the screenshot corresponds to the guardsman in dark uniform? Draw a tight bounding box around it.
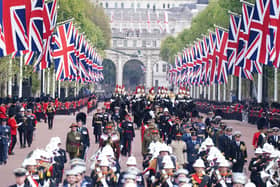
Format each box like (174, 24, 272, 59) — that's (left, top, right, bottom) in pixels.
(159, 108, 171, 143)
(9, 168, 30, 187)
(120, 114, 135, 156)
(76, 112, 90, 160)
(92, 108, 103, 143)
(46, 103, 55, 129)
(218, 126, 233, 160)
(0, 118, 10, 165)
(111, 106, 121, 126)
(230, 131, 247, 172)
(16, 108, 27, 148)
(25, 109, 37, 147)
(66, 123, 83, 160)
(101, 107, 109, 128)
(186, 131, 200, 173)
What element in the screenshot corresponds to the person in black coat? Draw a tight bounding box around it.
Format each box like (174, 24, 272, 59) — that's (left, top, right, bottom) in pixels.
(186, 131, 200, 173)
(249, 148, 266, 187)
(230, 131, 247, 172)
(120, 114, 135, 156)
(218, 126, 233, 160)
(9, 168, 31, 187)
(76, 112, 90, 160)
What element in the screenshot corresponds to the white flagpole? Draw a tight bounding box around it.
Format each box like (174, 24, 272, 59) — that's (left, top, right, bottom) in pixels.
(238, 77, 242, 101)
(58, 80, 61, 98)
(19, 54, 23, 98)
(218, 84, 221, 101)
(223, 84, 226, 101)
(257, 71, 263, 103)
(274, 68, 278, 102)
(8, 57, 12, 97)
(203, 86, 206, 99)
(47, 69, 50, 94)
(212, 84, 216, 100)
(208, 85, 211, 100)
(52, 69, 55, 98)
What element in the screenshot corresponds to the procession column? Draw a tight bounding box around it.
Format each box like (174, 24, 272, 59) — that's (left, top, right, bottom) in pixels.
(274, 68, 278, 102)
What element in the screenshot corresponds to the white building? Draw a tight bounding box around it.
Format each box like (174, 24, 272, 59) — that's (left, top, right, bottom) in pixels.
(92, 0, 208, 89)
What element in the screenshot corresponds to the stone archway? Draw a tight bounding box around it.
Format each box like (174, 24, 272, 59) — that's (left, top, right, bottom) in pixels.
(123, 59, 145, 91)
(102, 59, 116, 96)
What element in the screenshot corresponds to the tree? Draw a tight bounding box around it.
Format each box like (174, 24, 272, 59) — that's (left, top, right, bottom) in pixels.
(58, 0, 111, 50)
(160, 0, 256, 63)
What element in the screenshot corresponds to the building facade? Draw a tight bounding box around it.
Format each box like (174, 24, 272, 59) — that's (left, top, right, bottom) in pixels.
(93, 0, 208, 90)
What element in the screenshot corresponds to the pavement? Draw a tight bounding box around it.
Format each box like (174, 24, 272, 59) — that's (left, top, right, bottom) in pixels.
(0, 106, 257, 186)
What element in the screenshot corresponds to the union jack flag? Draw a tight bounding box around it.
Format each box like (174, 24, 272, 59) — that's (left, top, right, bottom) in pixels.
(208, 32, 217, 85)
(227, 14, 253, 80)
(246, 0, 271, 66)
(52, 22, 77, 80)
(0, 1, 6, 57)
(28, 0, 44, 52)
(235, 3, 262, 73)
(214, 28, 228, 84)
(1, 0, 31, 55)
(269, 0, 280, 67)
(35, 0, 57, 70)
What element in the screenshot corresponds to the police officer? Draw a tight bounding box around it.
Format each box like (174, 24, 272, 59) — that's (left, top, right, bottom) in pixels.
(0, 118, 10, 165)
(66, 123, 83, 160)
(92, 108, 103, 143)
(121, 114, 135, 157)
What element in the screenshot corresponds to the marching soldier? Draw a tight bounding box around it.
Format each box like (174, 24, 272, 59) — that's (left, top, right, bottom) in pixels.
(101, 107, 109, 128)
(249, 148, 266, 186)
(190, 159, 211, 187)
(121, 114, 135, 156)
(230, 131, 247, 172)
(25, 109, 37, 147)
(0, 118, 10, 165)
(46, 103, 55, 129)
(170, 132, 187, 168)
(66, 123, 83, 160)
(210, 159, 233, 187)
(92, 108, 103, 143)
(218, 126, 233, 160)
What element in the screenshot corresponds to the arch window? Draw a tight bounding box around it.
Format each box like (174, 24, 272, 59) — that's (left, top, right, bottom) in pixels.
(105, 2, 108, 8)
(163, 4, 165, 9)
(121, 2, 124, 8)
(167, 4, 170, 8)
(147, 3, 150, 9)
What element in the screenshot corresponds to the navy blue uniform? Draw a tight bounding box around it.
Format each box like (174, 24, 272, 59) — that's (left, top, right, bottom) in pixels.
(0, 125, 10, 164)
(121, 121, 135, 156)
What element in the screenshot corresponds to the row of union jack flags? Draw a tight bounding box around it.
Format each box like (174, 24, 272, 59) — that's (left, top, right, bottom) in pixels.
(0, 0, 103, 83)
(52, 22, 103, 82)
(168, 0, 280, 86)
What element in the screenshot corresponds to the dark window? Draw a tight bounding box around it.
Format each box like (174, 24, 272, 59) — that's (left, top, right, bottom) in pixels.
(163, 4, 165, 9)
(121, 2, 124, 8)
(147, 3, 150, 9)
(162, 64, 167, 72)
(105, 2, 108, 8)
(156, 64, 159, 72)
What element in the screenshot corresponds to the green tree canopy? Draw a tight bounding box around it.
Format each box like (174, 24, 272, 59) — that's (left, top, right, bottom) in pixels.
(160, 0, 255, 64)
(58, 0, 111, 51)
